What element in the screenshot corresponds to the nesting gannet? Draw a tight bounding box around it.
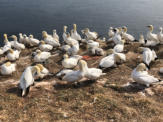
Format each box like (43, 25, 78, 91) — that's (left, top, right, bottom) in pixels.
(0, 62, 16, 75)
(146, 25, 159, 45)
(62, 26, 68, 42)
(88, 47, 105, 56)
(67, 42, 79, 56)
(36, 64, 52, 79)
(139, 34, 145, 44)
(157, 27, 163, 44)
(7, 49, 20, 61)
(108, 27, 114, 38)
(62, 60, 85, 82)
(28, 35, 40, 46)
(138, 47, 157, 67)
(19, 66, 40, 96)
(3, 34, 11, 53)
(80, 60, 105, 80)
(53, 29, 59, 42)
(87, 40, 99, 48)
(65, 33, 78, 45)
(23, 34, 30, 45)
(42, 31, 60, 47)
(60, 45, 71, 52)
(39, 40, 53, 51)
(131, 63, 160, 87)
(19, 33, 25, 43)
(34, 50, 51, 63)
(113, 39, 125, 53)
(10, 35, 25, 50)
(71, 24, 82, 41)
(160, 67, 163, 73)
(111, 28, 122, 44)
(122, 26, 135, 42)
(62, 54, 82, 69)
(83, 28, 98, 40)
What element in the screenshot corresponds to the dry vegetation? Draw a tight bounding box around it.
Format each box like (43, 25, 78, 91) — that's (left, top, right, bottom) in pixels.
(0, 42, 163, 122)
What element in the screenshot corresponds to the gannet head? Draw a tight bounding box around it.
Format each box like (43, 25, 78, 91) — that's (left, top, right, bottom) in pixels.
(8, 49, 14, 54)
(32, 66, 41, 75)
(121, 38, 126, 44)
(73, 24, 77, 31)
(63, 54, 69, 59)
(42, 31, 47, 38)
(23, 34, 27, 38)
(147, 25, 153, 32)
(40, 40, 45, 45)
(3, 34, 8, 42)
(53, 29, 57, 33)
(118, 27, 123, 33)
(84, 28, 89, 33)
(113, 28, 119, 33)
(63, 26, 68, 32)
(114, 54, 122, 63)
(136, 63, 147, 72)
(122, 26, 127, 33)
(10, 35, 17, 40)
(19, 33, 23, 37)
(79, 59, 87, 72)
(5, 62, 11, 67)
(109, 27, 113, 30)
(29, 34, 34, 38)
(138, 47, 144, 53)
(106, 49, 114, 55)
(36, 49, 41, 54)
(36, 64, 44, 71)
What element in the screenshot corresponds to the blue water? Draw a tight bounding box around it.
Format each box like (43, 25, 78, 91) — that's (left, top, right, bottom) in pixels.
(0, 0, 163, 45)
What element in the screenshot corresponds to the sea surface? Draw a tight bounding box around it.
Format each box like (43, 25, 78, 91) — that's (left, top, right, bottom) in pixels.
(0, 0, 163, 45)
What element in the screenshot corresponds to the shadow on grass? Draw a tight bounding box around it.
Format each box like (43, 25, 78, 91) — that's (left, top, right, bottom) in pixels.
(54, 79, 96, 90)
(6, 86, 22, 97)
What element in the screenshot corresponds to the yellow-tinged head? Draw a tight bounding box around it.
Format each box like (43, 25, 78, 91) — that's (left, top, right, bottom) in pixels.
(36, 64, 44, 71)
(5, 62, 11, 66)
(84, 28, 89, 33)
(147, 25, 153, 32)
(42, 31, 47, 38)
(118, 27, 123, 32)
(10, 35, 17, 40)
(73, 24, 77, 30)
(136, 63, 147, 72)
(29, 34, 34, 38)
(63, 26, 67, 32)
(40, 40, 45, 44)
(63, 54, 69, 59)
(32, 66, 41, 75)
(122, 26, 127, 33)
(78, 59, 87, 71)
(4, 34, 8, 41)
(9, 49, 14, 54)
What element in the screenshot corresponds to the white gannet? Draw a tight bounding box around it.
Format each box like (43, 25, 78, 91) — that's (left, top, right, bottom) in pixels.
(62, 26, 68, 42)
(160, 67, 163, 73)
(88, 47, 105, 56)
(7, 49, 20, 61)
(10, 35, 25, 50)
(139, 34, 145, 44)
(138, 47, 157, 67)
(83, 28, 98, 40)
(67, 42, 79, 56)
(71, 24, 82, 41)
(60, 45, 71, 52)
(56, 69, 73, 78)
(108, 27, 114, 38)
(0, 62, 16, 75)
(146, 25, 159, 45)
(42, 31, 60, 47)
(87, 40, 99, 48)
(36, 64, 52, 79)
(131, 63, 160, 87)
(111, 28, 122, 44)
(65, 33, 78, 45)
(53, 29, 59, 42)
(157, 27, 163, 44)
(122, 26, 135, 42)
(23, 34, 30, 45)
(19, 66, 40, 96)
(113, 39, 125, 53)
(19, 33, 25, 43)
(62, 54, 82, 69)
(2, 34, 11, 53)
(62, 60, 85, 83)
(39, 40, 53, 52)
(34, 50, 51, 63)
(28, 34, 40, 46)
(80, 60, 105, 80)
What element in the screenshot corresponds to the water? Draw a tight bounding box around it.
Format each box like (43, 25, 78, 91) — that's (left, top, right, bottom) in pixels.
(0, 0, 163, 45)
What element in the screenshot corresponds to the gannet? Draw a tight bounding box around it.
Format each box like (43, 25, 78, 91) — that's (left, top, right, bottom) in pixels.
(131, 63, 160, 87)
(113, 39, 125, 53)
(53, 29, 59, 42)
(56, 69, 73, 78)
(157, 27, 163, 44)
(42, 31, 60, 47)
(19, 33, 25, 43)
(39, 40, 53, 51)
(36, 64, 52, 79)
(62, 60, 85, 82)
(3, 34, 11, 53)
(88, 47, 105, 56)
(7, 49, 20, 61)
(34, 50, 51, 63)
(83, 28, 98, 40)
(67, 42, 79, 56)
(122, 26, 135, 42)
(108, 27, 114, 38)
(0, 62, 16, 75)
(80, 60, 105, 80)
(62, 26, 68, 42)
(65, 33, 78, 45)
(87, 40, 99, 48)
(62, 54, 82, 69)
(19, 66, 40, 97)
(28, 35, 40, 46)
(112, 28, 122, 44)
(71, 24, 82, 41)
(10, 35, 25, 50)
(138, 47, 157, 67)
(139, 34, 145, 44)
